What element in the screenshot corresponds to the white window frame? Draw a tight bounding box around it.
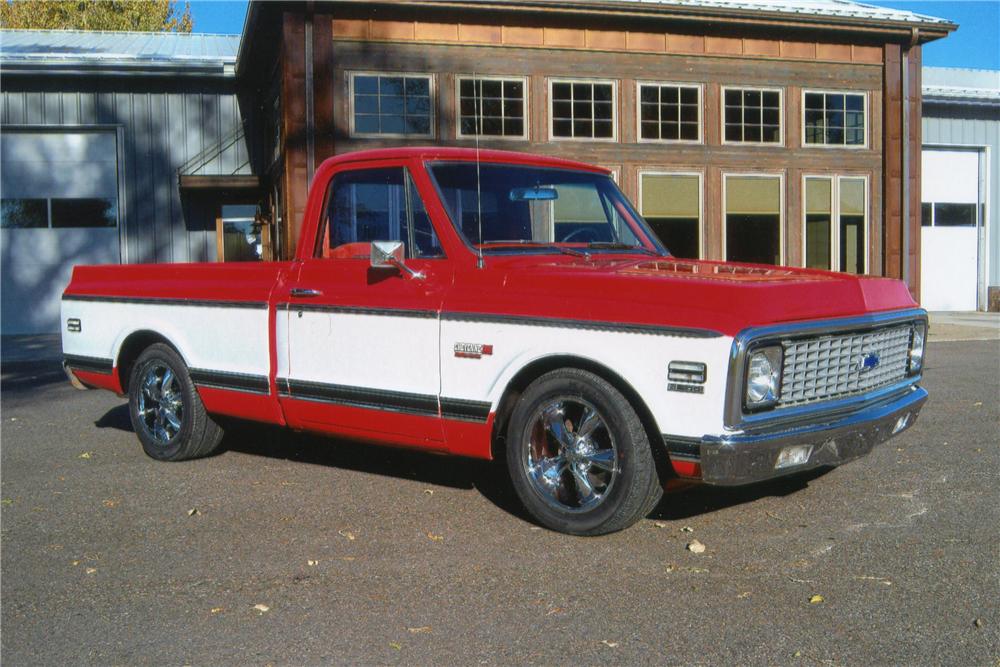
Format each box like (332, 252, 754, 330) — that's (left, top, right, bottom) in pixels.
(548, 78, 619, 143)
(635, 81, 704, 145)
(801, 90, 869, 149)
(637, 169, 704, 259)
(801, 173, 870, 273)
(722, 172, 786, 265)
(348, 71, 436, 139)
(720, 86, 784, 147)
(455, 75, 530, 141)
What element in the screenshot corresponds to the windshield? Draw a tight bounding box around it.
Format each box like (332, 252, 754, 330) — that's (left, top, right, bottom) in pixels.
(428, 162, 666, 255)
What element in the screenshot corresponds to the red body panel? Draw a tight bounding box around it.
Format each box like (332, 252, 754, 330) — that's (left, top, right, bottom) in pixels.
(64, 147, 919, 476)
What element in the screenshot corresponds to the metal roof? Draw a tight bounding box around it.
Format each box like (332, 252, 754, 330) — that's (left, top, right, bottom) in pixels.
(923, 67, 1000, 105)
(606, 0, 951, 26)
(0, 29, 240, 76)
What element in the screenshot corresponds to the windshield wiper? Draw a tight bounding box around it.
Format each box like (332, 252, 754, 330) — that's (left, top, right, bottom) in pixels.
(480, 240, 588, 258)
(586, 242, 664, 256)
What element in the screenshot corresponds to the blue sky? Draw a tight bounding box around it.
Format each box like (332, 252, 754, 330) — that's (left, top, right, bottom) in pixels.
(188, 0, 998, 70)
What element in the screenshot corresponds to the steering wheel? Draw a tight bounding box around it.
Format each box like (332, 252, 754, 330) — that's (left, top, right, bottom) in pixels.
(560, 227, 605, 244)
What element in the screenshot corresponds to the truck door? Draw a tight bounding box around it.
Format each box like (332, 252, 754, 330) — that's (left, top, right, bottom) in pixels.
(276, 162, 451, 446)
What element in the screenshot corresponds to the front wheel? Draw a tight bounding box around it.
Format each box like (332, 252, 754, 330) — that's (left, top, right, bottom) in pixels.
(506, 369, 663, 535)
(128, 343, 224, 461)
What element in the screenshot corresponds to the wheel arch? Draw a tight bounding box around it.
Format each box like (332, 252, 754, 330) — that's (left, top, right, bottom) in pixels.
(489, 354, 675, 483)
(115, 330, 185, 394)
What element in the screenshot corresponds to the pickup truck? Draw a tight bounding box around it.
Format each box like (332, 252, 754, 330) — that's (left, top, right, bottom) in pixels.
(61, 147, 928, 535)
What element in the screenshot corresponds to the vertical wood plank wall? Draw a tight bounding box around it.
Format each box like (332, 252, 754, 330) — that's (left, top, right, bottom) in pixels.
(276, 10, 923, 295)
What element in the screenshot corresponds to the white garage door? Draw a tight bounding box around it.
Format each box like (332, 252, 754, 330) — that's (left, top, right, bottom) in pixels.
(920, 148, 982, 312)
(1, 130, 122, 334)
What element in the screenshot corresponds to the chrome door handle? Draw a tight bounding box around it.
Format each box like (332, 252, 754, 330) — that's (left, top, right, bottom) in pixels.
(290, 288, 323, 297)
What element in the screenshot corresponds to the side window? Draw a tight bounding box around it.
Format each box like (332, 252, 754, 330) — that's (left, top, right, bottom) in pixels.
(321, 167, 442, 259)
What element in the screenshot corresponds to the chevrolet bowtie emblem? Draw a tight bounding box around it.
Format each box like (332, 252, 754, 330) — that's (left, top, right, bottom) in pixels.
(858, 352, 880, 373)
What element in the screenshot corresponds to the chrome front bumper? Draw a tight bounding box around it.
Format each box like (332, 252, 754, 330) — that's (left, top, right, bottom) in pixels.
(699, 385, 927, 486)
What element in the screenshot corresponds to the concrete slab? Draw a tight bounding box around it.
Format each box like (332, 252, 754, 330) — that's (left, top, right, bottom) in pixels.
(928, 312, 1000, 343)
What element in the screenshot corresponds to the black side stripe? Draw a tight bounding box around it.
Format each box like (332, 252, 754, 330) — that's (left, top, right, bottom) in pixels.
(279, 303, 720, 339)
(64, 354, 113, 374)
(189, 369, 270, 395)
(662, 435, 702, 461)
(63, 295, 267, 310)
(441, 311, 721, 339)
(277, 378, 491, 423)
(278, 303, 437, 318)
(440, 397, 492, 422)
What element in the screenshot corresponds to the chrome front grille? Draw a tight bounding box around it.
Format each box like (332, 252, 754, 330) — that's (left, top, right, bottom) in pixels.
(779, 325, 912, 407)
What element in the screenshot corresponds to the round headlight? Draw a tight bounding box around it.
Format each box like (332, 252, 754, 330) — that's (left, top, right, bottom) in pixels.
(745, 346, 783, 408)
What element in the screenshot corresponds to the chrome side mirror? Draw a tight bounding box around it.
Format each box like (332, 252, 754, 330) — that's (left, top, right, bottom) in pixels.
(370, 240, 424, 279)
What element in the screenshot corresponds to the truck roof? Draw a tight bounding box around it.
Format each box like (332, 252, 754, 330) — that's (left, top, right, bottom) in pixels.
(318, 146, 611, 174)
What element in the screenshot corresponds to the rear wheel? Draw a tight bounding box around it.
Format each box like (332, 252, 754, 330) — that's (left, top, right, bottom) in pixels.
(506, 368, 662, 535)
(128, 343, 223, 461)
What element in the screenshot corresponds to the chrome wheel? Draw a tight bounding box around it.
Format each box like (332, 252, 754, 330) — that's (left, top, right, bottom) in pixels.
(136, 363, 183, 445)
(523, 397, 618, 512)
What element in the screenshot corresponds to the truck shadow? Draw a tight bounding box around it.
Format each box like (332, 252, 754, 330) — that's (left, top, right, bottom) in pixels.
(94, 404, 832, 526)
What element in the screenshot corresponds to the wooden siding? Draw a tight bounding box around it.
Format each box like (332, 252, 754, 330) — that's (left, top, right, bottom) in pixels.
(1, 78, 250, 264)
(332, 18, 884, 65)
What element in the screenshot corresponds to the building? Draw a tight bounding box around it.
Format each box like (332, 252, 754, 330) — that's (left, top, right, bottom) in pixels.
(0, 30, 256, 333)
(920, 67, 1000, 312)
(2, 1, 962, 334)
(240, 0, 951, 292)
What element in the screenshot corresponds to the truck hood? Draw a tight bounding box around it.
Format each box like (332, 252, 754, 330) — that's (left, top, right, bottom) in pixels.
(459, 257, 918, 337)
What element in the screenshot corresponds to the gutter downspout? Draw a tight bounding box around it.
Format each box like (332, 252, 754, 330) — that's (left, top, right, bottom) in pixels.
(305, 2, 315, 188)
(900, 27, 919, 291)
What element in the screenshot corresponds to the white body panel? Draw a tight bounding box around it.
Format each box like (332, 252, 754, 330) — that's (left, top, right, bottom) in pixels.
(62, 297, 732, 441)
(440, 319, 732, 439)
(60, 300, 270, 378)
(283, 310, 439, 395)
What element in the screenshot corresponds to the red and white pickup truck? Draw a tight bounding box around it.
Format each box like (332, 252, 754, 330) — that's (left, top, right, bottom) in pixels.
(62, 147, 927, 535)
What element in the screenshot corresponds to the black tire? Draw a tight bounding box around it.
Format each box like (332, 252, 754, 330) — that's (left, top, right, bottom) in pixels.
(506, 368, 663, 536)
(128, 343, 224, 461)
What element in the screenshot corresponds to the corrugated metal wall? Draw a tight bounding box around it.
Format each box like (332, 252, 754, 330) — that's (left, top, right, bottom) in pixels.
(923, 110, 1000, 287)
(1, 77, 251, 264)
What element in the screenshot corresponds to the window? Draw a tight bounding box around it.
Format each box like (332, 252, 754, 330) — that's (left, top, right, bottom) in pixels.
(457, 77, 527, 139)
(350, 73, 433, 137)
(804, 176, 868, 274)
(550, 80, 616, 140)
(922, 202, 977, 227)
(724, 174, 782, 265)
(638, 83, 700, 142)
(640, 173, 701, 259)
(218, 205, 262, 262)
(428, 163, 662, 253)
(803, 92, 865, 146)
(804, 91, 866, 146)
(723, 88, 782, 144)
(0, 131, 119, 229)
(321, 168, 441, 259)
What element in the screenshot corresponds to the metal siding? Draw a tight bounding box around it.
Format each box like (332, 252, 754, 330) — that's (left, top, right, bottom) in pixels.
(923, 112, 1000, 287)
(1, 79, 247, 272)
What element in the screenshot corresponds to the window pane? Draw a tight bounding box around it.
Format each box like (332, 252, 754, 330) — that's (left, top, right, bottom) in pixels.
(326, 168, 406, 256)
(934, 203, 976, 226)
(1, 198, 47, 228)
(552, 81, 615, 138)
(726, 176, 781, 264)
(805, 91, 866, 146)
(725, 88, 780, 143)
(641, 174, 699, 258)
(805, 178, 832, 269)
(648, 218, 698, 259)
(839, 178, 866, 274)
(353, 74, 432, 136)
(459, 77, 526, 137)
(921, 202, 933, 226)
(407, 173, 442, 258)
(51, 198, 117, 228)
